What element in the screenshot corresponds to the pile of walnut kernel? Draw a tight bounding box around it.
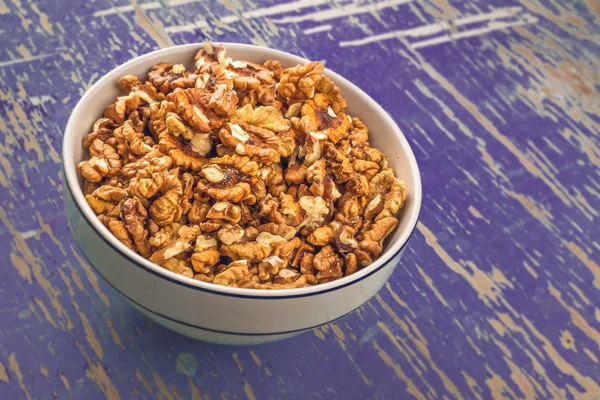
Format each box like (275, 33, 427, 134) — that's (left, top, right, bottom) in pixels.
(77, 42, 407, 289)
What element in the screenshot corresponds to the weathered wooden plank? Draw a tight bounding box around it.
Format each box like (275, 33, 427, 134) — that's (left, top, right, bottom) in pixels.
(0, 0, 598, 399)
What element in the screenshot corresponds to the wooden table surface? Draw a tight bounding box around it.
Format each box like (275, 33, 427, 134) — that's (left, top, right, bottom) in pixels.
(1, 0, 599, 399)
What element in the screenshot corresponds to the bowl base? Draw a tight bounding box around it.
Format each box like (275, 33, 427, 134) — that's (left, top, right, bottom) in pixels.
(129, 301, 305, 345)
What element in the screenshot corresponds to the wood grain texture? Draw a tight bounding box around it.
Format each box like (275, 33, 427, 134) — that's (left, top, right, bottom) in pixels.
(0, 0, 598, 398)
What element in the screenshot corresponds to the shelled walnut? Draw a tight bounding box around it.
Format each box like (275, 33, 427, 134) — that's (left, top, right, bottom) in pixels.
(78, 42, 407, 289)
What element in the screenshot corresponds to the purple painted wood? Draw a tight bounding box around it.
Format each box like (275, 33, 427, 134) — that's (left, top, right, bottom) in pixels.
(1, 0, 599, 399)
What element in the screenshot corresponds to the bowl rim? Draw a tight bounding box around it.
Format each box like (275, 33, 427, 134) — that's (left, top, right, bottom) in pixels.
(62, 42, 422, 299)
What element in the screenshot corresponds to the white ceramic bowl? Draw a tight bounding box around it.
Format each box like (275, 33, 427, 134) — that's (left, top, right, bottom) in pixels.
(63, 43, 422, 345)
